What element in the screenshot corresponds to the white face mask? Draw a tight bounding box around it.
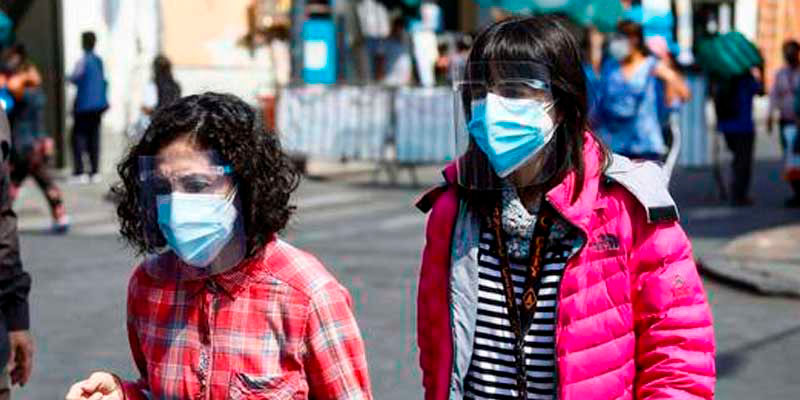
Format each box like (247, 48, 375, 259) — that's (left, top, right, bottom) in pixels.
(706, 21, 719, 34)
(609, 39, 632, 61)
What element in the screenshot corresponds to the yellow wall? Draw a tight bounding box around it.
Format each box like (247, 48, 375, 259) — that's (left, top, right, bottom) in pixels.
(161, 0, 253, 66)
(758, 0, 800, 90)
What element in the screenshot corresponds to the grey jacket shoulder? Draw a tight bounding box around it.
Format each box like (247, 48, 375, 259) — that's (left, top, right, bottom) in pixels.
(604, 154, 679, 224)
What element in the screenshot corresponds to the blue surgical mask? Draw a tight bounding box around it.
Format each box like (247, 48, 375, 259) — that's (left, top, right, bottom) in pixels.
(156, 191, 239, 267)
(467, 93, 557, 178)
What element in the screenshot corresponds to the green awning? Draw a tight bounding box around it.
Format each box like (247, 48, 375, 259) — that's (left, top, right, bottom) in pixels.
(474, 0, 623, 32)
(0, 11, 11, 47)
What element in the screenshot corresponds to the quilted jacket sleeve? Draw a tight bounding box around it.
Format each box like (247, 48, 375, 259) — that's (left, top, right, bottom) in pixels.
(417, 185, 458, 400)
(629, 216, 716, 399)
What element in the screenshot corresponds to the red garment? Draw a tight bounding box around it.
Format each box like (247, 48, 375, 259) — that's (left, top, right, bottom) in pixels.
(121, 238, 372, 400)
(416, 134, 716, 399)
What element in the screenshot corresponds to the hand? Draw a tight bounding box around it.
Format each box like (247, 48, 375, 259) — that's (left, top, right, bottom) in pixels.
(65, 372, 123, 400)
(40, 137, 54, 157)
(751, 67, 763, 82)
(6, 330, 33, 387)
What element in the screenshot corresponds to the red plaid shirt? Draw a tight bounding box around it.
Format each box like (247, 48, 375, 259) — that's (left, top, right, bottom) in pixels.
(120, 238, 372, 399)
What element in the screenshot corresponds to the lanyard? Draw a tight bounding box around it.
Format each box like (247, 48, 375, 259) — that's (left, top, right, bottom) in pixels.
(490, 203, 553, 399)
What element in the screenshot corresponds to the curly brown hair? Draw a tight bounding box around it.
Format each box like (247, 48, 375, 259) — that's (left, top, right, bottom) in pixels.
(113, 92, 301, 256)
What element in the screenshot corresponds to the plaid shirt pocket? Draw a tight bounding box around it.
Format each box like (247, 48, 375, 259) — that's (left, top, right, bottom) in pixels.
(227, 372, 307, 400)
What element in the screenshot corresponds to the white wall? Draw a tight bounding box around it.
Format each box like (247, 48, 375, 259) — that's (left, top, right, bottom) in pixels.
(735, 0, 758, 41)
(61, 0, 160, 170)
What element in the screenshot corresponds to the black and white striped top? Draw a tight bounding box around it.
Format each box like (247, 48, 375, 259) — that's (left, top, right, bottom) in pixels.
(464, 224, 581, 400)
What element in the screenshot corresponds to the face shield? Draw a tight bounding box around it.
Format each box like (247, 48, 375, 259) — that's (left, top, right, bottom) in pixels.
(453, 61, 560, 191)
(138, 152, 247, 281)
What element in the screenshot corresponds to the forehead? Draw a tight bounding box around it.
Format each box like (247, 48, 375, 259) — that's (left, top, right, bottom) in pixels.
(154, 136, 216, 173)
(469, 61, 551, 84)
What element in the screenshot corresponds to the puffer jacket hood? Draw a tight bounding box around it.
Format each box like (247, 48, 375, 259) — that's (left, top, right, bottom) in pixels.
(416, 133, 715, 400)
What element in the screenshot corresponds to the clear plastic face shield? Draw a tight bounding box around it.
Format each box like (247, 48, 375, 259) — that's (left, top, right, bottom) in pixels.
(138, 152, 246, 281)
(453, 61, 560, 191)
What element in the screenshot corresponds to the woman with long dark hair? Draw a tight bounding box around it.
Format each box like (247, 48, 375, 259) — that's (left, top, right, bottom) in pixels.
(416, 15, 714, 400)
(150, 54, 181, 111)
(128, 55, 181, 141)
(596, 20, 689, 161)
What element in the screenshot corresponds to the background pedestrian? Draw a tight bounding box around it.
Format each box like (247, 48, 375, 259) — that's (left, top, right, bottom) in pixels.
(768, 40, 800, 207)
(1, 44, 69, 233)
(714, 65, 764, 206)
(596, 20, 689, 161)
(68, 31, 108, 184)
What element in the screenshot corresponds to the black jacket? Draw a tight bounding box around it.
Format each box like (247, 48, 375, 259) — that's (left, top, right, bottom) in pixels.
(0, 110, 30, 366)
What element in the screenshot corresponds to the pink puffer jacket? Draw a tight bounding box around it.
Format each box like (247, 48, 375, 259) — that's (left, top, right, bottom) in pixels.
(416, 135, 715, 399)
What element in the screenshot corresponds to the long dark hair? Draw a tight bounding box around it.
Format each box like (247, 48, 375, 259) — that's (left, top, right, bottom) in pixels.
(153, 54, 181, 110)
(464, 15, 609, 205)
(617, 19, 650, 56)
(783, 40, 800, 68)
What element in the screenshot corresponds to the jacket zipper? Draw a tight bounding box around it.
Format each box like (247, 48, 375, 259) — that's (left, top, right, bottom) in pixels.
(545, 199, 588, 400)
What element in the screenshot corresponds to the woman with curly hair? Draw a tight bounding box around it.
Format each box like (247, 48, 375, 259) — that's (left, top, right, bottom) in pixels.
(65, 93, 372, 400)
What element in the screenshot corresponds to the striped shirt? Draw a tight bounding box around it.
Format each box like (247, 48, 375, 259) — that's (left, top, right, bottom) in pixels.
(464, 220, 582, 400)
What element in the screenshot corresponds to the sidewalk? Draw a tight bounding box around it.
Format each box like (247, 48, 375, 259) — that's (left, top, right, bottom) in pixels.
(14, 170, 117, 235)
(699, 224, 800, 297)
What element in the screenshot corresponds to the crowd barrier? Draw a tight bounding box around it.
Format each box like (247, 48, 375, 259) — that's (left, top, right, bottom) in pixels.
(277, 77, 713, 185)
(677, 73, 711, 168)
(277, 85, 456, 184)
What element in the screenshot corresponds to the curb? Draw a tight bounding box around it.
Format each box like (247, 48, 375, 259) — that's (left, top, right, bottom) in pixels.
(303, 160, 378, 181)
(698, 254, 800, 298)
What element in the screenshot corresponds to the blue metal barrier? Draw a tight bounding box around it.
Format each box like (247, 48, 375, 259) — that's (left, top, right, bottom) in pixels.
(677, 73, 711, 168)
(278, 85, 454, 165)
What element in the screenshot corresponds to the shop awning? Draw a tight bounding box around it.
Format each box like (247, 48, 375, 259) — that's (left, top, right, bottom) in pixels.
(0, 11, 11, 47)
(473, 0, 623, 32)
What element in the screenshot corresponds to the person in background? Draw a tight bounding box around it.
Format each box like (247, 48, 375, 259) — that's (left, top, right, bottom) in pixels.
(376, 18, 413, 86)
(714, 65, 764, 207)
(66, 93, 372, 400)
(128, 55, 181, 143)
(68, 31, 108, 184)
(434, 42, 450, 83)
(581, 25, 605, 126)
(0, 110, 34, 399)
(596, 20, 690, 161)
(768, 40, 800, 207)
(647, 35, 688, 151)
(448, 34, 472, 82)
(144, 55, 181, 115)
(1, 44, 69, 233)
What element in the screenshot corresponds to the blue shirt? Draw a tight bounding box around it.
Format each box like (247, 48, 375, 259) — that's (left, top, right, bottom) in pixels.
(69, 52, 108, 113)
(717, 74, 760, 135)
(584, 63, 601, 124)
(597, 56, 666, 157)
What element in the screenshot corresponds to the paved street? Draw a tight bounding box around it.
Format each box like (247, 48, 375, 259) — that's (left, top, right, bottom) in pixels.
(8, 146, 800, 399)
